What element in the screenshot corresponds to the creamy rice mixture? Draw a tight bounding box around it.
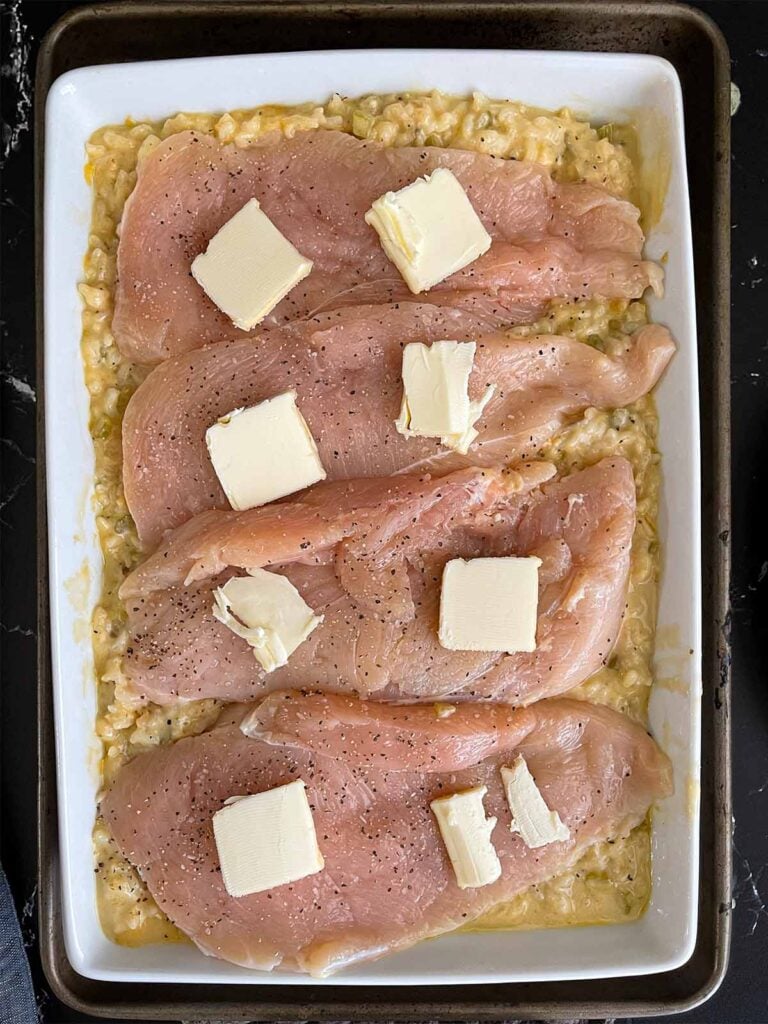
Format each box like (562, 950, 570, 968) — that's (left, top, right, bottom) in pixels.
(80, 91, 660, 945)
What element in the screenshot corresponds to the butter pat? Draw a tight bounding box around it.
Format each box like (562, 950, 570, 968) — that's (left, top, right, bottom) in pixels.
(191, 198, 313, 330)
(431, 786, 501, 889)
(365, 167, 491, 293)
(398, 341, 473, 435)
(213, 568, 322, 673)
(501, 756, 570, 848)
(205, 391, 326, 510)
(212, 780, 324, 897)
(438, 556, 541, 653)
(395, 341, 495, 454)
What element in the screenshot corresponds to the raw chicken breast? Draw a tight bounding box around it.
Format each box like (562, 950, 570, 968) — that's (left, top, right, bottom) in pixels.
(120, 458, 635, 706)
(113, 129, 660, 362)
(101, 692, 672, 976)
(240, 691, 540, 771)
(121, 464, 527, 598)
(122, 302, 673, 548)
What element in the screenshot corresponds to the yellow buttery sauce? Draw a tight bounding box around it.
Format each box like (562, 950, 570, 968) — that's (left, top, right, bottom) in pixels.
(80, 91, 660, 947)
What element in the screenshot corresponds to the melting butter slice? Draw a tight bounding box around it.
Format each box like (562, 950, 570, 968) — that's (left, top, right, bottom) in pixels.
(365, 167, 491, 293)
(191, 197, 313, 330)
(213, 781, 324, 898)
(206, 391, 326, 511)
(501, 756, 570, 849)
(431, 786, 501, 889)
(395, 341, 495, 454)
(439, 556, 541, 654)
(213, 568, 323, 674)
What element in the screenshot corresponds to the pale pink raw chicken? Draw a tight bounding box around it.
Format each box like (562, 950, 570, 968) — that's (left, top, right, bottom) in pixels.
(122, 302, 674, 549)
(101, 691, 673, 976)
(112, 129, 661, 363)
(120, 458, 635, 707)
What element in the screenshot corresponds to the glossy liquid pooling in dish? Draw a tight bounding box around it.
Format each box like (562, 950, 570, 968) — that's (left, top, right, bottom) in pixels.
(80, 90, 661, 947)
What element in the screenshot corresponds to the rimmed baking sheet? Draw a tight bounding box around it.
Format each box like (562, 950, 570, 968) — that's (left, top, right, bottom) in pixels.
(36, 2, 731, 1018)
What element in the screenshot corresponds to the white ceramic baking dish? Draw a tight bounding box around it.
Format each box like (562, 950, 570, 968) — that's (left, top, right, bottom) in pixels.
(44, 48, 700, 986)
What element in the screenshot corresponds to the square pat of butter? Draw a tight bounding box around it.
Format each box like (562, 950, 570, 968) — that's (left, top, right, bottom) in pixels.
(213, 568, 323, 674)
(206, 391, 326, 510)
(438, 556, 541, 653)
(431, 785, 501, 889)
(501, 757, 570, 849)
(191, 198, 313, 330)
(213, 780, 324, 898)
(365, 167, 491, 293)
(397, 340, 474, 436)
(395, 340, 495, 454)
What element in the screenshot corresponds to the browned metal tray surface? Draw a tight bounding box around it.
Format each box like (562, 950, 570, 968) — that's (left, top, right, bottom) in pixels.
(35, 2, 731, 1018)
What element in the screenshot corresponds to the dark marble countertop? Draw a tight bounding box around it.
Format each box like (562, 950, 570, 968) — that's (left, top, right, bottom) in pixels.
(1, 1, 766, 1021)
